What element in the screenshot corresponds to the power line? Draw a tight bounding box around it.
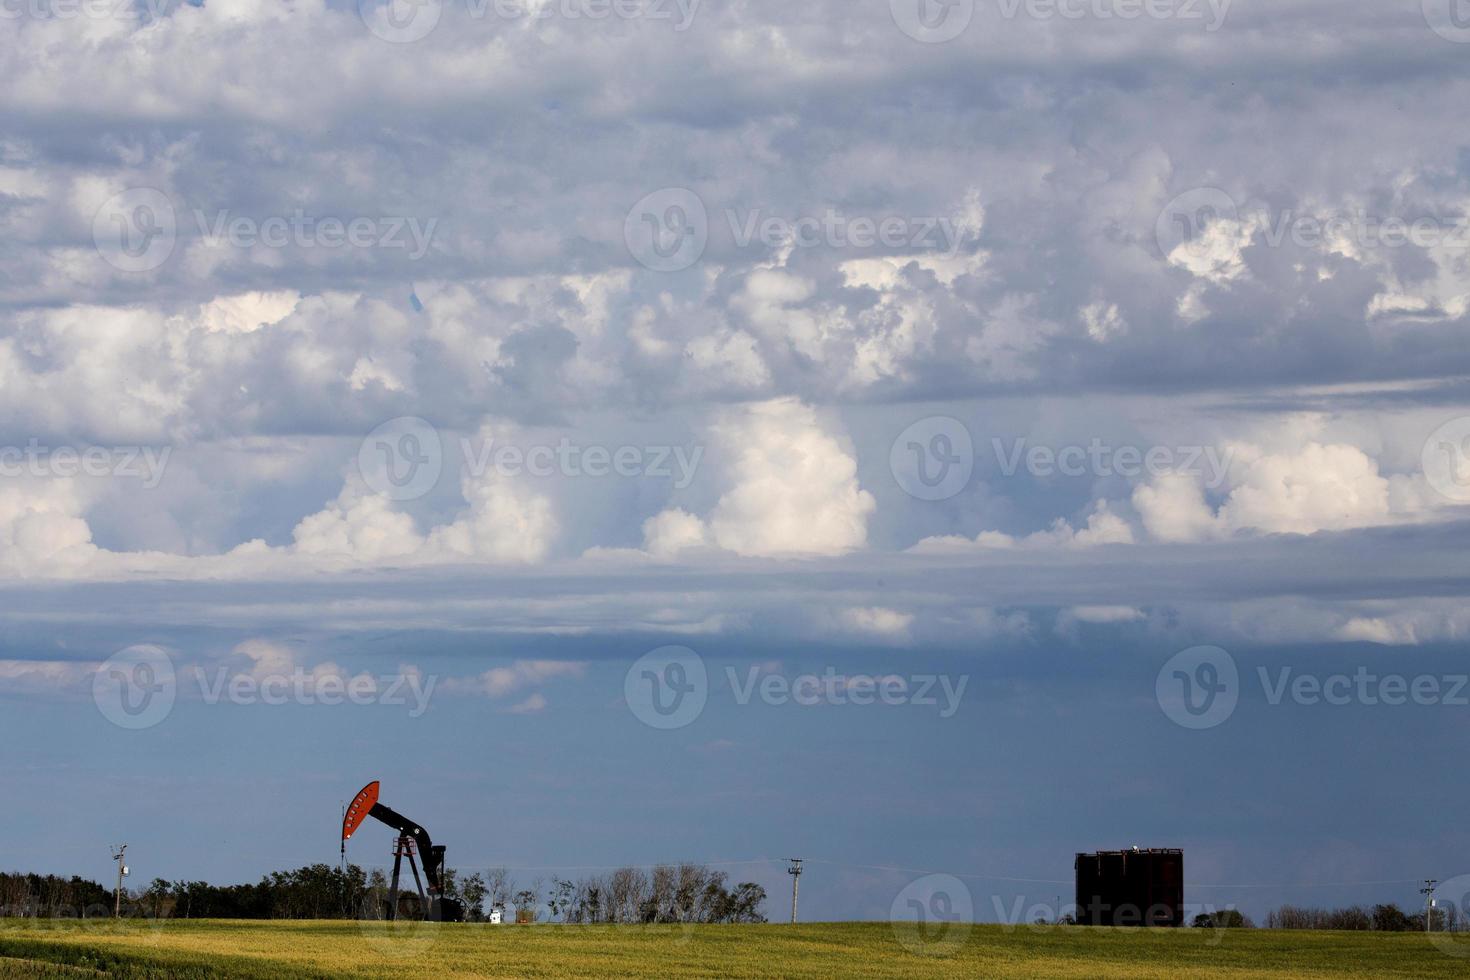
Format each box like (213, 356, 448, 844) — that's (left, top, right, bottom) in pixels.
(800, 858, 1425, 890)
(1190, 878, 1426, 890)
(802, 859, 1070, 885)
(442, 859, 782, 873)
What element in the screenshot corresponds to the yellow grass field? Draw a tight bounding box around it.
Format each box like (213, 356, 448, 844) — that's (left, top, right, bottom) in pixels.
(1, 920, 1468, 978)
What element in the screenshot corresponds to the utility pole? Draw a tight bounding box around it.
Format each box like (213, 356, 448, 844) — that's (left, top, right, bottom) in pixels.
(1423, 880, 1438, 933)
(111, 845, 128, 918)
(786, 859, 803, 924)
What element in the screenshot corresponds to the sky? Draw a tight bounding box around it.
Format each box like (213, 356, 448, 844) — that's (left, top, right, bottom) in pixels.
(3, 0, 1470, 932)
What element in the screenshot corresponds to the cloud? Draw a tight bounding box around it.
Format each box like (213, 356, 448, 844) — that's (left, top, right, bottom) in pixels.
(439, 660, 586, 700)
(1335, 617, 1420, 646)
(704, 399, 875, 556)
(2, 0, 1470, 658)
(212, 639, 387, 696)
(5, 519, 1470, 654)
(290, 483, 425, 562)
(1065, 606, 1147, 625)
(835, 606, 914, 639)
(1134, 441, 1446, 543)
(641, 398, 875, 559)
(914, 500, 1134, 553)
(278, 421, 558, 566)
(503, 693, 549, 715)
(1332, 606, 1470, 647)
(1165, 213, 1257, 285)
(1133, 473, 1225, 544)
(1217, 442, 1392, 535)
(0, 479, 100, 577)
(0, 658, 94, 692)
(1080, 301, 1127, 342)
(641, 508, 710, 559)
(0, 638, 594, 718)
(423, 454, 557, 563)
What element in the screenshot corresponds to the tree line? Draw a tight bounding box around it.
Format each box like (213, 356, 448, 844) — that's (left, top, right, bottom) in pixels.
(1, 863, 766, 924)
(1263, 903, 1462, 932)
(0, 873, 115, 918)
(533, 864, 767, 925)
(1186, 903, 1465, 931)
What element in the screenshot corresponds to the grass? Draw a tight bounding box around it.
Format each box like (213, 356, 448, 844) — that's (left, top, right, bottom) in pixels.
(0, 920, 1466, 978)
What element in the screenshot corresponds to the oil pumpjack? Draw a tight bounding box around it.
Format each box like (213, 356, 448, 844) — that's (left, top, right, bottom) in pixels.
(341, 780, 466, 922)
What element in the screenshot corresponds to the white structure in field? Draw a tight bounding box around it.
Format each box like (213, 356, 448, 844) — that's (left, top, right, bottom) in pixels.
(488, 907, 504, 924)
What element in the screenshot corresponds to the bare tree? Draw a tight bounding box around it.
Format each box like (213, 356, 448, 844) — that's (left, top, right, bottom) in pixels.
(647, 865, 677, 923)
(485, 868, 513, 918)
(608, 866, 649, 924)
(572, 875, 606, 924)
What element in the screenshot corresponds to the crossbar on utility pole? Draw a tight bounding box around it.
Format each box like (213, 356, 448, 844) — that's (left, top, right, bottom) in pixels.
(786, 859, 803, 924)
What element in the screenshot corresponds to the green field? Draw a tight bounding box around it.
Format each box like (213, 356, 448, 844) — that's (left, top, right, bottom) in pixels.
(0, 920, 1466, 978)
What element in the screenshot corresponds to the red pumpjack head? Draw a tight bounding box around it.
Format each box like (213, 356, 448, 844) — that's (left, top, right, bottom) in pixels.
(342, 780, 380, 842)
